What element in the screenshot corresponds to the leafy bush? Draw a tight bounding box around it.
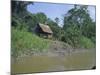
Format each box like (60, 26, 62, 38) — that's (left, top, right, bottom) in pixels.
(63, 25, 81, 47)
(12, 14, 28, 30)
(79, 36, 95, 48)
(91, 36, 96, 44)
(11, 28, 50, 57)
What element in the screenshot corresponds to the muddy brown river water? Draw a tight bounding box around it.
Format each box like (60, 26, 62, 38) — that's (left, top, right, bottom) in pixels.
(11, 49, 96, 74)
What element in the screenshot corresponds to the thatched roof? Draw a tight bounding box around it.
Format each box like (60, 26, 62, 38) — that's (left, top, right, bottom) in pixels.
(38, 23, 53, 34)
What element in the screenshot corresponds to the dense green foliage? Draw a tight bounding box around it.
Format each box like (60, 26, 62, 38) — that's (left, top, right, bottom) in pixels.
(63, 25, 81, 47)
(11, 1, 96, 57)
(11, 27, 50, 57)
(79, 36, 95, 48)
(63, 5, 96, 48)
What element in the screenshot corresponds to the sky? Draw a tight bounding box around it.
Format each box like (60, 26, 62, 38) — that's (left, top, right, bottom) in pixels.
(27, 2, 96, 27)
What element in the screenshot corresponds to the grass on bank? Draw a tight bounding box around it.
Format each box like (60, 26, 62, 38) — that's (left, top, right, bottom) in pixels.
(79, 36, 95, 49)
(11, 28, 50, 57)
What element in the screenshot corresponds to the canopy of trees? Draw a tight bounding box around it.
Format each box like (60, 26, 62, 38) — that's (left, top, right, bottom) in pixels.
(63, 5, 96, 47)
